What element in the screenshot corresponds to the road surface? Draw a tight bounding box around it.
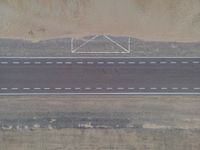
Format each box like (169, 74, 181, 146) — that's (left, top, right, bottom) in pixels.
(0, 58, 200, 95)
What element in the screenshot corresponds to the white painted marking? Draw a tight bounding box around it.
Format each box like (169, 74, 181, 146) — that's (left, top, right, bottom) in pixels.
(44, 88, 50, 90)
(107, 62, 114, 64)
(72, 35, 99, 53)
(139, 61, 146, 64)
(12, 62, 20, 64)
(128, 37, 131, 51)
(75, 87, 81, 90)
(160, 61, 167, 64)
(104, 35, 130, 53)
(55, 88, 62, 90)
(65, 62, 72, 64)
(56, 62, 63, 64)
(139, 88, 146, 90)
(71, 38, 74, 51)
(172, 87, 178, 90)
(161, 87, 168, 90)
(128, 87, 135, 90)
(77, 62, 83, 64)
(65, 88, 72, 90)
(181, 87, 189, 90)
(106, 87, 113, 90)
(150, 61, 157, 64)
(46, 62, 53, 64)
(85, 87, 92, 90)
(2, 93, 200, 96)
(150, 87, 157, 90)
(34, 88, 41, 90)
(24, 62, 31, 64)
(193, 87, 200, 90)
(128, 62, 135, 64)
(96, 87, 103, 90)
(181, 61, 189, 64)
(97, 62, 104, 64)
(1, 62, 8, 64)
(1, 88, 8, 90)
(192, 61, 200, 64)
(117, 87, 124, 90)
(170, 61, 177, 64)
(23, 88, 30, 90)
(34, 62, 41, 64)
(87, 62, 94, 64)
(11, 88, 18, 90)
(118, 62, 126, 64)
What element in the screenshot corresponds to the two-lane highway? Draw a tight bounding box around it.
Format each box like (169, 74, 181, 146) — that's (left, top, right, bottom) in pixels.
(0, 58, 200, 95)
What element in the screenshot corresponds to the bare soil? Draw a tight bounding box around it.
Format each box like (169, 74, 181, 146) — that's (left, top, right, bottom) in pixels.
(1, 0, 200, 42)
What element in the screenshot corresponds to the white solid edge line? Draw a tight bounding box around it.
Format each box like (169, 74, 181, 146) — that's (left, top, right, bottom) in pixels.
(0, 92, 200, 96)
(0, 57, 200, 59)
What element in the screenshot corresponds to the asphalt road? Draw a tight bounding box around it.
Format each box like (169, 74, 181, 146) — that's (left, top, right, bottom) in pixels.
(0, 58, 200, 95)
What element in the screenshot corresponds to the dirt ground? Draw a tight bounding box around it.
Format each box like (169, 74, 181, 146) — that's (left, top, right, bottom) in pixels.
(1, 0, 200, 42)
(0, 128, 200, 150)
(0, 95, 199, 150)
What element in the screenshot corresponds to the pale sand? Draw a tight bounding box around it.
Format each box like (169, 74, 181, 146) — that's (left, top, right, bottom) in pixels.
(1, 0, 200, 42)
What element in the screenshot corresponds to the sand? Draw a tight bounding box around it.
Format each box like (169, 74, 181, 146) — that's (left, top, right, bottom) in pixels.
(0, 0, 200, 42)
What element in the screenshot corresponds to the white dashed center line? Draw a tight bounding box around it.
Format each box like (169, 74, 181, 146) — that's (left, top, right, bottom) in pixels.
(181, 87, 189, 90)
(128, 87, 135, 90)
(181, 61, 189, 64)
(160, 61, 167, 64)
(128, 62, 135, 64)
(161, 87, 168, 90)
(170, 61, 177, 64)
(46, 62, 53, 64)
(1, 62, 8, 64)
(56, 62, 63, 64)
(87, 62, 94, 64)
(118, 62, 126, 64)
(76, 62, 83, 64)
(107, 62, 114, 64)
(139, 62, 146, 64)
(150, 61, 157, 64)
(193, 61, 200, 64)
(24, 62, 31, 64)
(65, 62, 72, 64)
(12, 62, 20, 64)
(117, 87, 124, 90)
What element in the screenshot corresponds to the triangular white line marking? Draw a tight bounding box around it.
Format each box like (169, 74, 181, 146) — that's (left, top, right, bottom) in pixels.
(71, 38, 74, 51)
(72, 35, 99, 53)
(103, 35, 130, 53)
